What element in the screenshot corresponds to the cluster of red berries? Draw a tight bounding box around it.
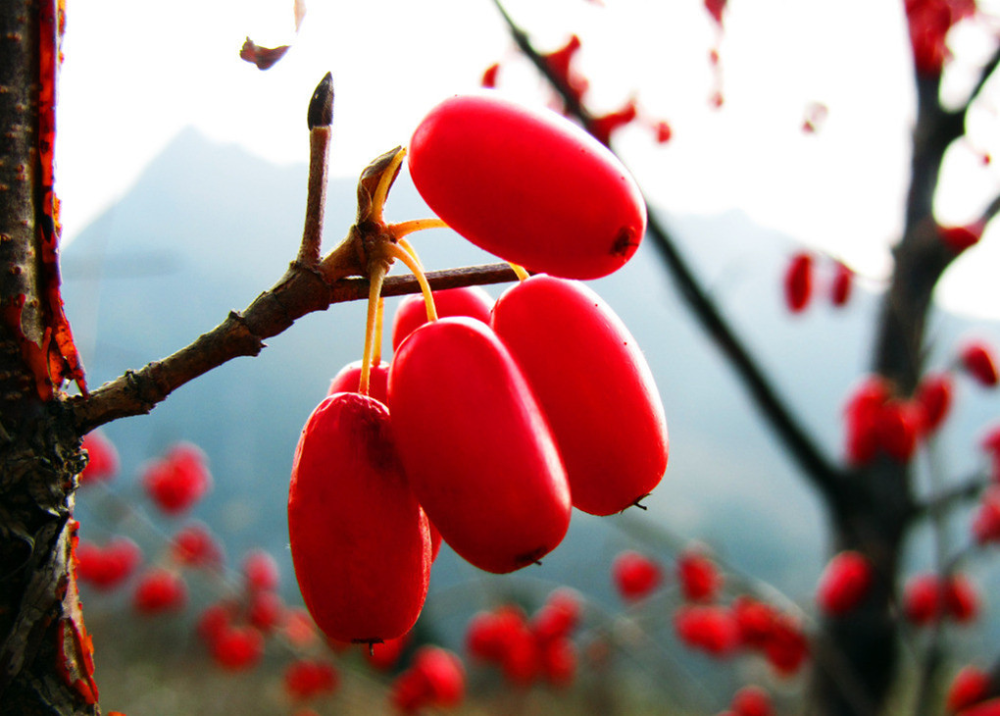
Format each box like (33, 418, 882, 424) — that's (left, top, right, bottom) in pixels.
(288, 93, 667, 647)
(902, 571, 980, 626)
(465, 588, 582, 688)
(906, 0, 977, 76)
(782, 251, 854, 313)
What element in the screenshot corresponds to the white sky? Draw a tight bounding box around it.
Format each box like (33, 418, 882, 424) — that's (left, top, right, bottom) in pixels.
(54, 0, 1000, 318)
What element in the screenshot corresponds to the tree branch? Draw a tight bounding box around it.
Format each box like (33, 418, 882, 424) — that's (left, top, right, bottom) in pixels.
(490, 0, 844, 499)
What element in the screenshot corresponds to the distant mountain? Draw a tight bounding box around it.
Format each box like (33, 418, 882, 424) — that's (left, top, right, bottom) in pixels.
(62, 128, 1000, 662)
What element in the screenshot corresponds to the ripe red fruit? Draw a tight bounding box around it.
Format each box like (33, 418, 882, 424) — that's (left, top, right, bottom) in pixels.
(762, 613, 809, 676)
(391, 646, 465, 713)
(365, 633, 410, 671)
(816, 550, 874, 616)
(876, 399, 921, 462)
(79, 430, 119, 485)
(133, 568, 187, 614)
(388, 317, 571, 574)
(674, 605, 741, 658)
(903, 572, 943, 625)
(732, 596, 777, 649)
(408, 94, 647, 280)
(284, 659, 339, 701)
(75, 537, 142, 591)
(843, 376, 892, 465)
(677, 549, 722, 602)
(141, 442, 212, 515)
(391, 285, 493, 352)
(916, 372, 953, 434)
(327, 359, 389, 404)
(972, 488, 1000, 544)
(947, 666, 991, 712)
(531, 587, 582, 643)
(783, 252, 814, 313)
(248, 590, 286, 633)
(211, 624, 264, 671)
(830, 261, 853, 307)
(491, 275, 668, 515)
(242, 549, 280, 593)
(731, 685, 774, 716)
(938, 222, 984, 253)
(612, 550, 662, 602)
(197, 601, 237, 644)
(539, 637, 577, 687)
(960, 341, 999, 387)
(288, 392, 431, 642)
(945, 573, 980, 623)
(170, 521, 223, 568)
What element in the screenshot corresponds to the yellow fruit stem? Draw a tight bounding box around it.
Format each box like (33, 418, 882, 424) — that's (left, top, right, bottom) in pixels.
(389, 217, 449, 240)
(359, 264, 389, 397)
(510, 262, 530, 282)
(373, 296, 384, 366)
(396, 237, 424, 271)
(371, 149, 407, 225)
(385, 243, 439, 323)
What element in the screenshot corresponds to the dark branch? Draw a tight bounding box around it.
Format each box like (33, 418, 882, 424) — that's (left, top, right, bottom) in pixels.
(908, 471, 989, 522)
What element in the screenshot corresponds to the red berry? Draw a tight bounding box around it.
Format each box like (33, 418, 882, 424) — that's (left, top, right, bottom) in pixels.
(388, 318, 571, 574)
(816, 550, 874, 616)
(491, 275, 668, 515)
(75, 537, 142, 591)
(947, 666, 991, 712)
(916, 372, 953, 434)
(677, 549, 722, 602)
(480, 62, 500, 89)
(327, 359, 389, 404)
(674, 605, 741, 658)
(590, 99, 639, 146)
(248, 590, 286, 633)
(170, 521, 223, 568)
(133, 568, 187, 614)
(960, 341, 999, 387)
(211, 624, 264, 671)
(288, 393, 431, 642)
(762, 614, 809, 676)
(876, 399, 921, 463)
(705, 0, 726, 24)
(959, 698, 1000, 716)
(972, 489, 1000, 544)
(731, 685, 774, 716)
(732, 596, 777, 649)
(938, 222, 983, 252)
(242, 549, 280, 593)
(284, 659, 339, 701)
(539, 637, 577, 687)
(391, 286, 493, 353)
(654, 120, 673, 144)
(408, 94, 647, 280)
(945, 573, 980, 623)
(365, 633, 410, 671)
(783, 252, 814, 313)
(391, 647, 465, 712)
(531, 587, 582, 643)
(903, 573, 943, 626)
(830, 261, 853, 307)
(141, 442, 212, 515)
(612, 550, 662, 602)
(541, 35, 589, 105)
(79, 430, 119, 485)
(843, 376, 891, 465)
(197, 601, 237, 645)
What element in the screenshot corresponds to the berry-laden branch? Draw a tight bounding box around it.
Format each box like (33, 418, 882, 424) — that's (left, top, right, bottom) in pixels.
(67, 75, 520, 434)
(489, 0, 844, 498)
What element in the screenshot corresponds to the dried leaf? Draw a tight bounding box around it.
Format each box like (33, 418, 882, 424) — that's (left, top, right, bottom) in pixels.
(240, 37, 291, 70)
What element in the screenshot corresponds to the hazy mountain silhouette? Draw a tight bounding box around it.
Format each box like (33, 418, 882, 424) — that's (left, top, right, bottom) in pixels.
(62, 128, 1000, 659)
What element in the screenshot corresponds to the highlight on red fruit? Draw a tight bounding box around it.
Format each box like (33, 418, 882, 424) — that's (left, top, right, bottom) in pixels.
(783, 251, 814, 313)
(75, 537, 142, 591)
(141, 442, 212, 515)
(133, 568, 187, 614)
(491, 275, 668, 516)
(288, 392, 431, 643)
(388, 317, 570, 574)
(79, 430, 119, 485)
(959, 341, 999, 387)
(391, 285, 493, 353)
(947, 665, 991, 713)
(408, 94, 647, 280)
(677, 548, 722, 602)
(815, 550, 874, 616)
(612, 550, 663, 602)
(327, 359, 390, 404)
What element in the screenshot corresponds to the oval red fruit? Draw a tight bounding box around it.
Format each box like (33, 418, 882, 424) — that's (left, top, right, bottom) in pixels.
(408, 94, 647, 280)
(389, 317, 571, 574)
(79, 430, 119, 485)
(815, 550, 874, 616)
(492, 275, 667, 515)
(783, 251, 814, 313)
(288, 393, 431, 642)
(391, 286, 493, 353)
(612, 550, 662, 602)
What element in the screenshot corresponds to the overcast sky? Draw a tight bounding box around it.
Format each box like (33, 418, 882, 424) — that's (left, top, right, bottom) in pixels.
(54, 0, 1000, 318)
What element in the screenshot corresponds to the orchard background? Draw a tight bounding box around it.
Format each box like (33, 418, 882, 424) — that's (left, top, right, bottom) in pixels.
(2, 1, 1000, 716)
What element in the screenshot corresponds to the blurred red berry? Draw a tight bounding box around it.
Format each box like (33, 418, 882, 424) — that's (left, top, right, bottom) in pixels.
(830, 260, 853, 306)
(590, 100, 638, 146)
(169, 521, 224, 568)
(282, 608, 319, 649)
(960, 341, 999, 387)
(284, 659, 339, 702)
(541, 35, 589, 105)
(75, 537, 142, 591)
(972, 488, 1000, 544)
(844, 377, 892, 465)
(916, 372, 953, 434)
(674, 605, 741, 658)
(248, 590, 286, 633)
(877, 399, 922, 463)
(366, 633, 410, 671)
(959, 697, 1000, 716)
(141, 442, 212, 515)
(531, 587, 582, 643)
(211, 624, 264, 671)
(731, 685, 774, 716)
(945, 574, 980, 623)
(762, 613, 809, 676)
(539, 637, 577, 687)
(654, 120, 673, 144)
(677, 549, 722, 602)
(816, 550, 874, 616)
(391, 646, 465, 713)
(783, 252, 814, 313)
(938, 222, 984, 253)
(705, 0, 726, 24)
(612, 550, 663, 602)
(732, 596, 777, 649)
(133, 568, 187, 614)
(242, 549, 280, 592)
(947, 665, 991, 712)
(481, 62, 500, 88)
(903, 573, 943, 626)
(79, 430, 119, 486)
(197, 601, 237, 645)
